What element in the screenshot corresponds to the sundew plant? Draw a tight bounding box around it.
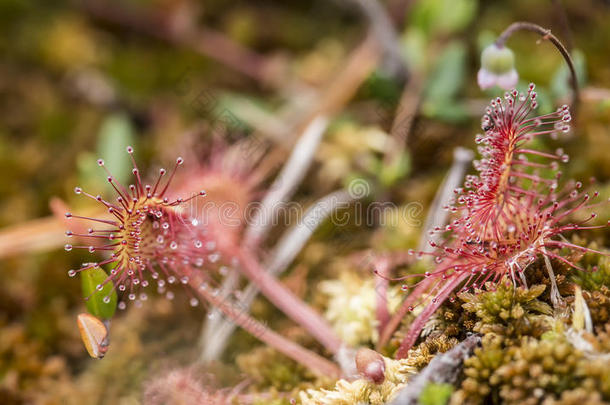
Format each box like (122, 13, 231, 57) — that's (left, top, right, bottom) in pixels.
(389, 86, 608, 358)
(64, 18, 610, 405)
(4, 1, 610, 404)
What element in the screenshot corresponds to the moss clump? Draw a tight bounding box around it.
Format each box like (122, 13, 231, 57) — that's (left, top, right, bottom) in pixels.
(454, 332, 610, 405)
(0, 323, 68, 404)
(525, 258, 574, 303)
(388, 301, 464, 358)
(319, 272, 401, 346)
(236, 346, 317, 391)
(460, 282, 553, 339)
(453, 334, 510, 404)
(404, 334, 460, 370)
(494, 337, 582, 404)
(542, 388, 606, 405)
(422, 294, 477, 339)
(419, 382, 454, 405)
(298, 354, 417, 404)
(454, 335, 579, 404)
(570, 243, 610, 291)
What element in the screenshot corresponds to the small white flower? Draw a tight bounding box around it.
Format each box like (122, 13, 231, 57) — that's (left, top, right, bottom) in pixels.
(477, 43, 519, 90)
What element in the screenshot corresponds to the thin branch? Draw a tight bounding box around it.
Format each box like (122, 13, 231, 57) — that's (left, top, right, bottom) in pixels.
(305, 33, 382, 122)
(384, 72, 424, 165)
(0, 216, 65, 260)
(245, 32, 382, 173)
(0, 197, 113, 260)
(243, 116, 329, 247)
(339, 0, 408, 80)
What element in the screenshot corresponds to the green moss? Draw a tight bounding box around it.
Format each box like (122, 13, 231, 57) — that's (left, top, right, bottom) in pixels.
(460, 281, 552, 339)
(454, 331, 610, 405)
(298, 354, 417, 405)
(419, 382, 453, 405)
(236, 346, 317, 391)
(571, 243, 610, 291)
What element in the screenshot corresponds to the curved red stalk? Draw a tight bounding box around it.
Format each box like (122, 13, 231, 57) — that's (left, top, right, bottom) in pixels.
(232, 247, 344, 355)
(188, 275, 341, 378)
(395, 272, 470, 358)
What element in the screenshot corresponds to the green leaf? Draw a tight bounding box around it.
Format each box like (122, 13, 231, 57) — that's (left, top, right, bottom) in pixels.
(424, 42, 467, 103)
(81, 267, 117, 320)
(410, 0, 477, 37)
(97, 113, 136, 189)
(422, 42, 468, 121)
(423, 101, 469, 122)
(419, 382, 454, 405)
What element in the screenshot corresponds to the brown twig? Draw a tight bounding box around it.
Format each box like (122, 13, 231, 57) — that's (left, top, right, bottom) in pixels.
(384, 71, 423, 165)
(0, 216, 65, 260)
(246, 32, 382, 186)
(227, 32, 382, 181)
(0, 197, 111, 260)
(305, 34, 382, 125)
(495, 21, 579, 112)
(340, 0, 408, 80)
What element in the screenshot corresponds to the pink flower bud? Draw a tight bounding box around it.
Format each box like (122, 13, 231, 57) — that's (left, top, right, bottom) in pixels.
(355, 348, 385, 384)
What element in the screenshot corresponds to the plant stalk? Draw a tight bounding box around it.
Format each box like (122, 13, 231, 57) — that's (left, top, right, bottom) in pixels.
(190, 276, 341, 378)
(495, 21, 579, 112)
(234, 248, 345, 355)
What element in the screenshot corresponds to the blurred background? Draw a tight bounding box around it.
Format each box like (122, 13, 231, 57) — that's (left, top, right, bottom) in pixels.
(1, 0, 610, 404)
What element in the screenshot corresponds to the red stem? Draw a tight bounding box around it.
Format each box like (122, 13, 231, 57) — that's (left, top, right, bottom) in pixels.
(395, 272, 469, 358)
(374, 259, 391, 339)
(377, 276, 434, 349)
(190, 276, 341, 378)
(235, 248, 344, 355)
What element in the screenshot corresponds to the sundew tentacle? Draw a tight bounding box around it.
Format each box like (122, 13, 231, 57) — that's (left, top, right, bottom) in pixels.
(451, 85, 571, 241)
